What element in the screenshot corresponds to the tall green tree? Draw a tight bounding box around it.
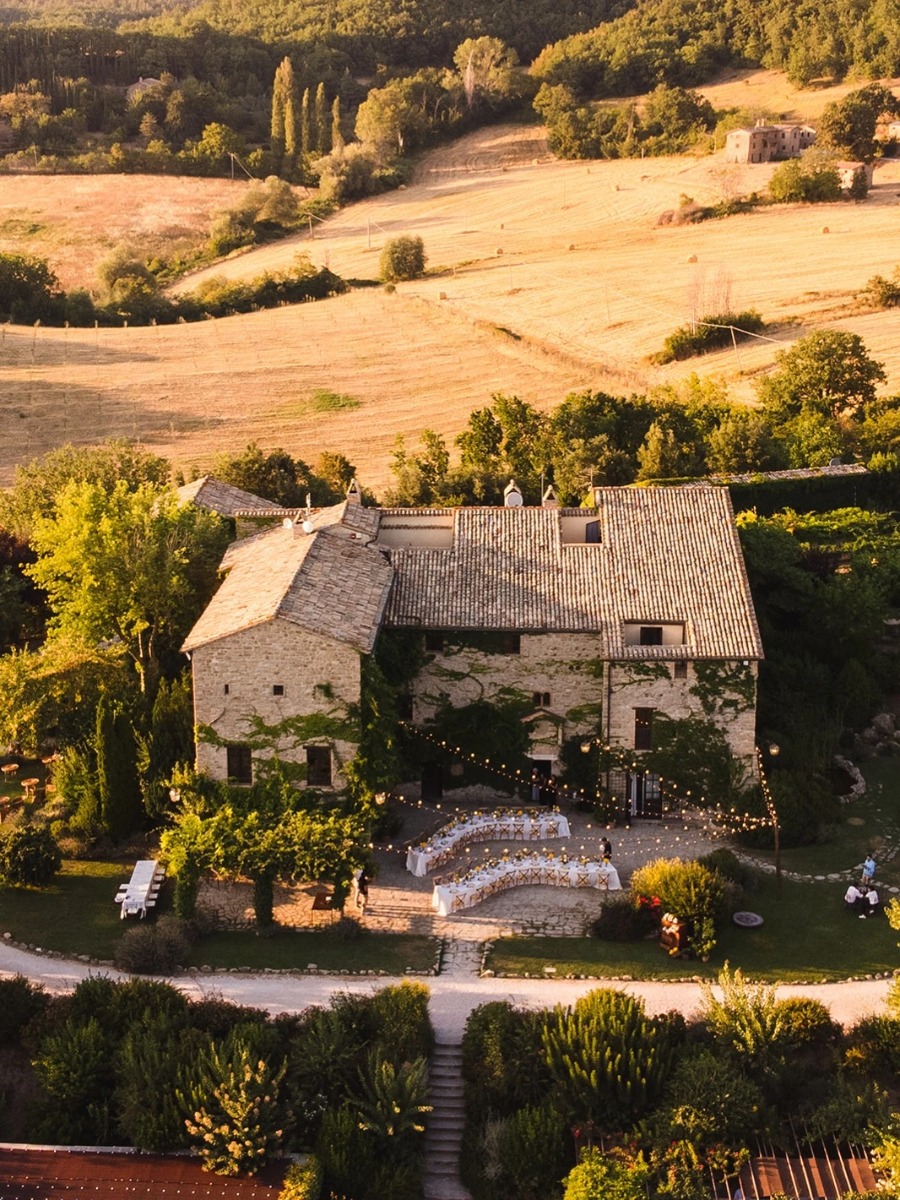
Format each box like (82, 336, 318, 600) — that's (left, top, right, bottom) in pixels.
(300, 86, 311, 157)
(96, 696, 142, 840)
(27, 481, 228, 694)
(315, 81, 328, 153)
(817, 83, 899, 161)
(756, 330, 886, 423)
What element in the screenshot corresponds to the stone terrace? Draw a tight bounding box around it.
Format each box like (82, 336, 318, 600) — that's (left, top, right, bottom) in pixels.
(198, 785, 720, 941)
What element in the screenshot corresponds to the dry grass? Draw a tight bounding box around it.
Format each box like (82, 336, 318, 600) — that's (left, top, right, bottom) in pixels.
(0, 174, 251, 290)
(1, 72, 900, 494)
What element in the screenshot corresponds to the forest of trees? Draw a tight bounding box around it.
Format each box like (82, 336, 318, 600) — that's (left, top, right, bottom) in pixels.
(1, 0, 899, 183)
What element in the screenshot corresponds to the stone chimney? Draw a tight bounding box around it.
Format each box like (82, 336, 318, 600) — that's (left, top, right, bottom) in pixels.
(542, 483, 559, 509)
(346, 477, 361, 506)
(503, 479, 524, 507)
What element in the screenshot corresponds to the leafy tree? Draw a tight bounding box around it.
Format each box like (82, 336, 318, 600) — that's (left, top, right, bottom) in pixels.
(211, 442, 315, 507)
(769, 147, 841, 202)
(27, 480, 229, 694)
(818, 84, 899, 161)
(192, 121, 244, 168)
(385, 430, 450, 504)
(0, 439, 170, 541)
(706, 409, 784, 473)
(355, 73, 435, 160)
(640, 84, 715, 152)
(0, 640, 127, 757)
(0, 253, 64, 324)
(453, 36, 523, 110)
(380, 234, 426, 282)
(0, 823, 61, 887)
(95, 695, 142, 840)
(757, 330, 886, 423)
(646, 715, 748, 805)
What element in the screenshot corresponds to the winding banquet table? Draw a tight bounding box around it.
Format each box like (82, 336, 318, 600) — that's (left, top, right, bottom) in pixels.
(432, 855, 621, 916)
(406, 810, 571, 877)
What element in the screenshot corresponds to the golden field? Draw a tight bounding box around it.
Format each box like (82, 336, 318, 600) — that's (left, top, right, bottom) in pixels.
(1, 69, 899, 495)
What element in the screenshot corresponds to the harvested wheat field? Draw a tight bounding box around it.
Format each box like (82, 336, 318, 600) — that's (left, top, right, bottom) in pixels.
(2, 72, 900, 493)
(0, 174, 252, 291)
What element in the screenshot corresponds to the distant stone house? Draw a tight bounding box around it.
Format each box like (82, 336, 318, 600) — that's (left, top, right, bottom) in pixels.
(725, 122, 816, 164)
(125, 76, 163, 104)
(183, 484, 763, 811)
(835, 160, 874, 191)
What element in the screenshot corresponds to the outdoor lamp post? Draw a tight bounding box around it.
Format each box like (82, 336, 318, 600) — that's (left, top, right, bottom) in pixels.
(757, 742, 781, 898)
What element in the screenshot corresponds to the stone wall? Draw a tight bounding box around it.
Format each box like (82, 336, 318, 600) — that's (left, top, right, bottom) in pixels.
(606, 658, 758, 768)
(191, 619, 361, 784)
(412, 632, 605, 758)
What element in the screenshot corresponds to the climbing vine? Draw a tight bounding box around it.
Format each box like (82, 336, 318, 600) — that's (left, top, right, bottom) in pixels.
(611, 661, 672, 688)
(690, 661, 756, 717)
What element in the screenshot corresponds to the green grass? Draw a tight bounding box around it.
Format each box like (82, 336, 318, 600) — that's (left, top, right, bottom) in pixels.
(185, 930, 438, 974)
(309, 388, 361, 412)
(0, 859, 437, 975)
(770, 756, 900, 886)
(487, 872, 899, 982)
(0, 859, 126, 960)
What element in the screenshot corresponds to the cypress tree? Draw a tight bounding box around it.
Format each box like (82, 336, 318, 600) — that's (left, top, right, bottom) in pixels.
(315, 82, 328, 154)
(96, 697, 142, 842)
(270, 60, 286, 159)
(331, 95, 344, 153)
(300, 87, 311, 157)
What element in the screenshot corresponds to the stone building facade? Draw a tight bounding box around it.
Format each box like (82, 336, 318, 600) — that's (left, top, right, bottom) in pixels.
(183, 482, 763, 807)
(725, 122, 816, 164)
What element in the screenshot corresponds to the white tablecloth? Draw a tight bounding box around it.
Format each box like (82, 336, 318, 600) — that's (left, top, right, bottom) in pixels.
(406, 811, 572, 876)
(432, 856, 620, 915)
(116, 859, 163, 918)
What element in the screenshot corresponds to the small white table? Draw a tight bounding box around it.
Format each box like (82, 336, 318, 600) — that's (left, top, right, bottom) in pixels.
(115, 859, 164, 919)
(432, 855, 620, 916)
(406, 810, 572, 876)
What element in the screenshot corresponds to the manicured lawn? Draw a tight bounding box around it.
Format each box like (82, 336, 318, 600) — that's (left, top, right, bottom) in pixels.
(185, 930, 439, 974)
(0, 859, 126, 960)
(0, 859, 438, 975)
(487, 872, 899, 982)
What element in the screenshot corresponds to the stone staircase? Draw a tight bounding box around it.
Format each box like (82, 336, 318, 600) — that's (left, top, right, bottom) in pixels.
(424, 1040, 471, 1200)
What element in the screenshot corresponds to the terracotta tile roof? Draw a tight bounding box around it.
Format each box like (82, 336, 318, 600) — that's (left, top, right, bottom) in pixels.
(0, 1147, 285, 1197)
(182, 507, 393, 655)
(176, 476, 285, 518)
(382, 489, 763, 659)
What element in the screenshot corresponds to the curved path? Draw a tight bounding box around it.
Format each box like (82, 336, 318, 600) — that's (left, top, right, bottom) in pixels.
(0, 939, 890, 1040)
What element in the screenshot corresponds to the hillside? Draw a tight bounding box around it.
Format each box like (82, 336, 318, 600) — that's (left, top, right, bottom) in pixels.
(2, 94, 900, 495)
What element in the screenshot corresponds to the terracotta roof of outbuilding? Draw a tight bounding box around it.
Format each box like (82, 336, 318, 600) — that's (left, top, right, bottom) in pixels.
(176, 476, 284, 518)
(382, 488, 763, 659)
(182, 504, 392, 655)
(0, 1146, 285, 1196)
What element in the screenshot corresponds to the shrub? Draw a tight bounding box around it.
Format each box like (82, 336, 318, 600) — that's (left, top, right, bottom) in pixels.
(652, 310, 765, 364)
(697, 847, 758, 891)
(773, 996, 839, 1052)
(497, 1102, 571, 1200)
(0, 823, 62, 887)
(380, 236, 426, 282)
(845, 1015, 900, 1081)
(370, 980, 435, 1064)
(113, 916, 193, 975)
(563, 1148, 651, 1200)
(590, 894, 658, 941)
(462, 1001, 548, 1121)
(280, 1157, 323, 1200)
(0, 974, 48, 1045)
(542, 989, 677, 1130)
(629, 858, 732, 958)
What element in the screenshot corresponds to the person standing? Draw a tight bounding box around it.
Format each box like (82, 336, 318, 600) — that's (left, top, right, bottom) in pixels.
(862, 853, 876, 884)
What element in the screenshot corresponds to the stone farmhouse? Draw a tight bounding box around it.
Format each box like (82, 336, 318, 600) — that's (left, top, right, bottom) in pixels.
(725, 121, 816, 164)
(182, 483, 763, 814)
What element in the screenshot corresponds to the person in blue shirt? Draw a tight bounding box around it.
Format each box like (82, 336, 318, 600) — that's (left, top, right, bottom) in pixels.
(862, 853, 876, 884)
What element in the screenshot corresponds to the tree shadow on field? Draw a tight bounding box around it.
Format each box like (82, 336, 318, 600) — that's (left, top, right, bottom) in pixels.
(0, 326, 156, 368)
